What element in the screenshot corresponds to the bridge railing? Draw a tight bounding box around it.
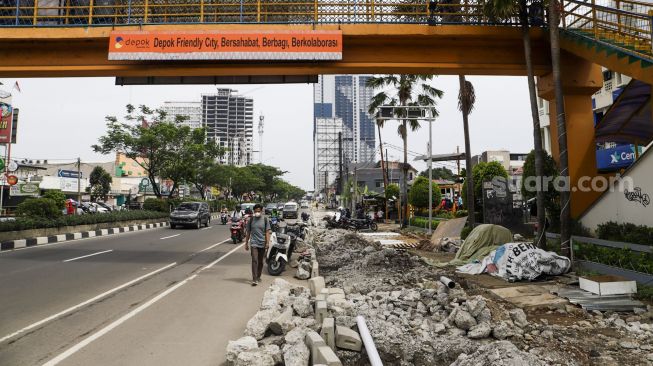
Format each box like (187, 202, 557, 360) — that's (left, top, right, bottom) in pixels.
(0, 0, 515, 26)
(561, 0, 653, 58)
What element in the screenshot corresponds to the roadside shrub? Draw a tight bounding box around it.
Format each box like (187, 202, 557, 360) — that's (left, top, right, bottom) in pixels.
(16, 198, 62, 219)
(574, 240, 653, 274)
(409, 217, 440, 230)
(143, 198, 170, 212)
(42, 190, 66, 209)
(596, 221, 653, 246)
(0, 210, 169, 232)
(454, 210, 468, 218)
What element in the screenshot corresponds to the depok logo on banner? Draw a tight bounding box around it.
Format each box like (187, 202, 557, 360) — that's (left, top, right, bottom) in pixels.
(107, 30, 343, 61)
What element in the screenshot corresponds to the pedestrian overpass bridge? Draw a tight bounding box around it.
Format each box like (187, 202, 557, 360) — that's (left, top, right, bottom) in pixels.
(0, 0, 652, 218)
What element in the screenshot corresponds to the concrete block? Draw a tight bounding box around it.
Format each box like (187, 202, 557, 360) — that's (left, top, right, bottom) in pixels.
(36, 237, 48, 245)
(320, 288, 330, 295)
(311, 260, 319, 277)
(316, 294, 327, 302)
(335, 326, 362, 352)
(328, 288, 345, 295)
(315, 300, 328, 324)
(309, 276, 325, 297)
(320, 318, 335, 349)
(305, 330, 326, 359)
(327, 293, 346, 302)
(269, 307, 293, 335)
(314, 345, 342, 366)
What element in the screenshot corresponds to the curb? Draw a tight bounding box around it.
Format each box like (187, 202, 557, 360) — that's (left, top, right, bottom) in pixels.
(0, 222, 170, 252)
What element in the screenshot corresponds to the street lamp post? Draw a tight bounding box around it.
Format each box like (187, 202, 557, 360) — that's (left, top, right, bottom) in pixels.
(377, 105, 437, 233)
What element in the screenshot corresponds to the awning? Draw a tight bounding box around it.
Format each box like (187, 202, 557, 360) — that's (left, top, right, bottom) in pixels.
(595, 80, 652, 145)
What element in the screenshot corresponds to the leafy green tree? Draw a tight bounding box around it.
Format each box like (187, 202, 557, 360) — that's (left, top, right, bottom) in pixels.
(230, 167, 263, 201)
(89, 166, 113, 202)
(408, 176, 442, 210)
(42, 190, 66, 210)
(385, 183, 400, 200)
(462, 161, 509, 209)
(367, 75, 444, 226)
(245, 164, 286, 200)
(419, 167, 456, 181)
(93, 105, 184, 198)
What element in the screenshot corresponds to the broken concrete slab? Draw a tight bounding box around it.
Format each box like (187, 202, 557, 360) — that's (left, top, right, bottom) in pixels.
(305, 330, 327, 358)
(328, 288, 345, 295)
(335, 325, 362, 352)
(309, 276, 325, 297)
(314, 345, 343, 366)
(226, 336, 258, 364)
(489, 285, 567, 310)
(316, 300, 328, 324)
(269, 307, 293, 335)
(320, 317, 335, 349)
(311, 260, 320, 277)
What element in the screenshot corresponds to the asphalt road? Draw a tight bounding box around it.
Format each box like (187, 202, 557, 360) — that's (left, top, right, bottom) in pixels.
(0, 215, 303, 366)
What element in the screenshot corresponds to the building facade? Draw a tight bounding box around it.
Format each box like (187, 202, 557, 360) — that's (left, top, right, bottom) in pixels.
(313, 75, 377, 192)
(313, 117, 345, 195)
(161, 101, 202, 130)
(202, 88, 254, 166)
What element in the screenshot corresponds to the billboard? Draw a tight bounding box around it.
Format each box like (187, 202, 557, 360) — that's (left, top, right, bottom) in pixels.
(0, 93, 13, 144)
(596, 144, 643, 172)
(10, 182, 40, 197)
(108, 30, 342, 61)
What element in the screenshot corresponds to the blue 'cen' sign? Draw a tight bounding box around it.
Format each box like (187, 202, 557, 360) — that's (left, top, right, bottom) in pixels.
(596, 144, 642, 171)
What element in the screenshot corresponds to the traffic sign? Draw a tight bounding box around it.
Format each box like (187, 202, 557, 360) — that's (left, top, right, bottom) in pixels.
(57, 169, 82, 179)
(6, 175, 17, 185)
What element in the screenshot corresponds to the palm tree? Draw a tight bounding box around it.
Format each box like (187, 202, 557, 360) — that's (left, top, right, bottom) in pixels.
(483, 0, 547, 247)
(549, 0, 572, 257)
(366, 75, 444, 227)
(458, 75, 476, 227)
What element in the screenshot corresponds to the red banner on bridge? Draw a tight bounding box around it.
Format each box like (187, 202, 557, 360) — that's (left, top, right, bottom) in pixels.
(108, 30, 342, 61)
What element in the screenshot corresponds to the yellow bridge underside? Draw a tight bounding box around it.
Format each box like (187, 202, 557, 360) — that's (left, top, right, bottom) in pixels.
(0, 24, 551, 78)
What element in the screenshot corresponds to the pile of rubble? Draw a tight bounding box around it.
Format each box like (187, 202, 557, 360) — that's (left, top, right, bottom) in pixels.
(226, 228, 653, 366)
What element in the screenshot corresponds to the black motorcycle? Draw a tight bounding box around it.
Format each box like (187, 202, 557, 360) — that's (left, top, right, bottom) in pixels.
(286, 222, 308, 240)
(347, 217, 378, 232)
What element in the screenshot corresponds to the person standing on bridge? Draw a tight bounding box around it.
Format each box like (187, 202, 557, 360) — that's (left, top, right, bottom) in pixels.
(244, 204, 270, 286)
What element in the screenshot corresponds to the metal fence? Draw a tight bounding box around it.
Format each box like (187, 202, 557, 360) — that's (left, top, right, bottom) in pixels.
(546, 232, 653, 285)
(561, 0, 653, 59)
(0, 0, 517, 26)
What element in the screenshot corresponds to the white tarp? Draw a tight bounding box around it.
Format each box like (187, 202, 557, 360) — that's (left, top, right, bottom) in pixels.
(457, 242, 571, 282)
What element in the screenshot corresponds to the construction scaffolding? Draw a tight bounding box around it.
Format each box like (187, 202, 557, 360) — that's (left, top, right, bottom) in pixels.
(314, 117, 353, 196)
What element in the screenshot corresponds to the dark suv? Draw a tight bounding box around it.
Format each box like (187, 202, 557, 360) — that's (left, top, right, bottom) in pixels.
(170, 202, 211, 229)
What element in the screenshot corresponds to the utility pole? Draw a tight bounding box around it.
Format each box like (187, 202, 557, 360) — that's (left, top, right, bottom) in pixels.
(258, 114, 264, 163)
(338, 132, 343, 197)
(428, 116, 433, 235)
(77, 157, 81, 214)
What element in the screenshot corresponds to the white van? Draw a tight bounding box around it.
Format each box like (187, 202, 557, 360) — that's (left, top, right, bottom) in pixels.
(282, 202, 299, 219)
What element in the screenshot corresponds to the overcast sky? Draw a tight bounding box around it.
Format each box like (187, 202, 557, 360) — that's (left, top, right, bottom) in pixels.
(0, 75, 536, 190)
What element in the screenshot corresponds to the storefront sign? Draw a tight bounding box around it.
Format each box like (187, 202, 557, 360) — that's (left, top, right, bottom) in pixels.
(108, 30, 342, 61)
(0, 93, 13, 144)
(6, 175, 18, 186)
(596, 144, 642, 171)
(10, 182, 40, 197)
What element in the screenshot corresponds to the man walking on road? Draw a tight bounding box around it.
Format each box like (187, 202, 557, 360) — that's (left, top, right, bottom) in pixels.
(244, 204, 270, 286)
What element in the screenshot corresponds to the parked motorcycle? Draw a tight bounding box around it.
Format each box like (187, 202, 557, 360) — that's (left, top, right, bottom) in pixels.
(347, 217, 378, 232)
(286, 222, 308, 240)
(220, 213, 228, 225)
(230, 218, 244, 244)
(267, 225, 296, 275)
(301, 212, 310, 222)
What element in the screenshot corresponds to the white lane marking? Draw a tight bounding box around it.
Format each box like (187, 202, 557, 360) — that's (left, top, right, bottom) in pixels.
(200, 226, 213, 231)
(42, 244, 244, 366)
(196, 239, 229, 254)
(62, 250, 113, 263)
(159, 234, 181, 240)
(0, 262, 177, 344)
(0, 226, 168, 255)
